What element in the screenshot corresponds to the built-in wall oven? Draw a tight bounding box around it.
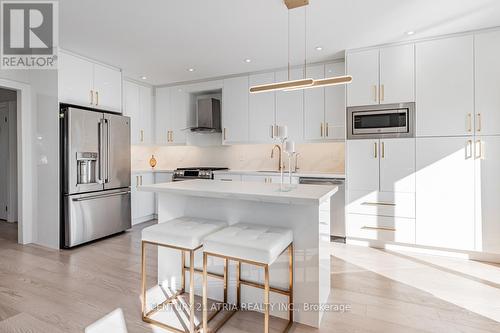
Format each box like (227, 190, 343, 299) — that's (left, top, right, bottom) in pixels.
(347, 102, 415, 139)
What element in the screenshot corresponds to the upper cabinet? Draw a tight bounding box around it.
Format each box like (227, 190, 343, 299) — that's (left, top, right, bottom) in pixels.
(123, 81, 152, 145)
(275, 67, 304, 142)
(475, 30, 500, 136)
(153, 86, 189, 145)
(304, 62, 346, 141)
(416, 35, 474, 137)
(58, 51, 122, 112)
(222, 76, 249, 144)
(346, 44, 414, 107)
(249, 72, 276, 143)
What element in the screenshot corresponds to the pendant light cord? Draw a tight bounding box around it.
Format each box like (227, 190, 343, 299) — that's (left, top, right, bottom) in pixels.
(304, 6, 307, 79)
(288, 9, 290, 81)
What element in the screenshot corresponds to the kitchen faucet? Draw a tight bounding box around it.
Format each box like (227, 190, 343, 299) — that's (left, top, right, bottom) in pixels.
(271, 144, 283, 171)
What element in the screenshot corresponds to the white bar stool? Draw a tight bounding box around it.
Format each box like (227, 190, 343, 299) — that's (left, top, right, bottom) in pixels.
(202, 223, 294, 333)
(141, 217, 227, 333)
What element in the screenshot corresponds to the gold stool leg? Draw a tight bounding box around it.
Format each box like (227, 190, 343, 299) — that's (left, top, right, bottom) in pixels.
(181, 251, 186, 292)
(223, 258, 228, 303)
(141, 241, 146, 318)
(289, 243, 294, 324)
(189, 250, 195, 333)
(236, 261, 241, 309)
(264, 264, 270, 333)
(202, 252, 208, 333)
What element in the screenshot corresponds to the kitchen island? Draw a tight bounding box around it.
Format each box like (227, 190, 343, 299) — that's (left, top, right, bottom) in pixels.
(139, 179, 338, 328)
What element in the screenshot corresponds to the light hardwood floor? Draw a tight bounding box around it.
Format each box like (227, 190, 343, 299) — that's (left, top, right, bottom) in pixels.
(1, 220, 500, 333)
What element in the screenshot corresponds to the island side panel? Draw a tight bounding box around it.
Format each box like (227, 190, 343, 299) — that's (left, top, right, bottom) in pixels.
(156, 192, 327, 328)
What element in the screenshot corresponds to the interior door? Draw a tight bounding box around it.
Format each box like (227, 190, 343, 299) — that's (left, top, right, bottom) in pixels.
(0, 106, 8, 220)
(104, 113, 131, 190)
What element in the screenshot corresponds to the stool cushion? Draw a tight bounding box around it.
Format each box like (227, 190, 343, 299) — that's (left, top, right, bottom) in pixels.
(142, 217, 227, 250)
(203, 223, 293, 265)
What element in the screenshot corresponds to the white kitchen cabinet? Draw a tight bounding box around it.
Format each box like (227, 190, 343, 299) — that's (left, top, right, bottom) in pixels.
(58, 50, 122, 112)
(155, 87, 171, 145)
(416, 137, 475, 250)
(347, 45, 414, 107)
(58, 51, 94, 107)
(475, 30, 500, 136)
(474, 136, 500, 254)
(379, 44, 414, 104)
(169, 86, 189, 145)
(131, 172, 155, 224)
(416, 35, 474, 137)
(324, 62, 346, 140)
(249, 72, 276, 143)
(242, 174, 298, 184)
(123, 81, 152, 145)
(222, 76, 249, 144)
(93, 63, 123, 111)
(347, 49, 379, 106)
(347, 213, 416, 244)
(275, 68, 304, 142)
(346, 139, 379, 191)
(304, 64, 325, 141)
(379, 138, 415, 193)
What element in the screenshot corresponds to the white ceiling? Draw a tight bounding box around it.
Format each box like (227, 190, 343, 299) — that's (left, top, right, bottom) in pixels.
(59, 0, 500, 85)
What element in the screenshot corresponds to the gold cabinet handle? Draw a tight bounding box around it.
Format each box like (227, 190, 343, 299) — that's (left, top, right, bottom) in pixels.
(477, 113, 482, 132)
(320, 123, 324, 137)
(140, 129, 144, 143)
(466, 139, 473, 159)
(95, 91, 99, 106)
(171, 131, 174, 142)
(373, 85, 378, 102)
(223, 128, 227, 141)
(380, 84, 385, 102)
(361, 201, 396, 206)
(467, 113, 472, 132)
(136, 176, 139, 188)
(381, 141, 385, 158)
(374, 142, 378, 158)
(140, 175, 143, 186)
(270, 125, 274, 138)
(90, 90, 94, 105)
(475, 139, 483, 159)
(361, 226, 396, 232)
(325, 122, 329, 137)
(166, 130, 169, 143)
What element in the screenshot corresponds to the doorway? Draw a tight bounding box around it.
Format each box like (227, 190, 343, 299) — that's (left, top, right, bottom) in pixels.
(0, 88, 18, 241)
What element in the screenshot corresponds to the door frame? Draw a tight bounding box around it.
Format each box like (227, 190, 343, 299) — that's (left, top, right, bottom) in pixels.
(0, 78, 33, 244)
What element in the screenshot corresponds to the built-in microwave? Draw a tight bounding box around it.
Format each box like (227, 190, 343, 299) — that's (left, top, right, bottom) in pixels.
(347, 102, 415, 139)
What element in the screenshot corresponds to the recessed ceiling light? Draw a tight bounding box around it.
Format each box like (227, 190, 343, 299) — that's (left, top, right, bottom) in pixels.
(406, 31, 415, 36)
(187, 68, 195, 72)
(140, 76, 147, 80)
(244, 58, 252, 63)
(315, 46, 323, 51)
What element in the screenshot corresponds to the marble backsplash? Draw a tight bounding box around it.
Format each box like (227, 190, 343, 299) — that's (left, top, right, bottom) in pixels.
(131, 142, 345, 173)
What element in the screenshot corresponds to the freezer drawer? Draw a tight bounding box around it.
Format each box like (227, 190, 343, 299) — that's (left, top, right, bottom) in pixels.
(64, 189, 131, 247)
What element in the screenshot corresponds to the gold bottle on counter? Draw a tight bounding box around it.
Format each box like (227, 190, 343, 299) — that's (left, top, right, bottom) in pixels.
(149, 155, 157, 168)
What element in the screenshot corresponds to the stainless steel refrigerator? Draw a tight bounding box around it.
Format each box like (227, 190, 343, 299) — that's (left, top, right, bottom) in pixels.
(61, 106, 131, 248)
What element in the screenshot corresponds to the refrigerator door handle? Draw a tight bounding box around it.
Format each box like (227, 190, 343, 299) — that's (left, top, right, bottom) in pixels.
(97, 118, 105, 184)
(105, 118, 110, 183)
(71, 191, 131, 202)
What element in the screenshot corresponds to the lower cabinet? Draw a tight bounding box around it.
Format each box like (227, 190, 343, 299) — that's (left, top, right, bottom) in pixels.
(416, 137, 475, 251)
(241, 174, 299, 184)
(347, 213, 416, 244)
(154, 172, 173, 215)
(131, 172, 155, 225)
(213, 173, 242, 182)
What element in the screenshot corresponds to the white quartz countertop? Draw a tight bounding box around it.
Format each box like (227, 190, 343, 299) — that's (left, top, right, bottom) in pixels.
(139, 179, 338, 205)
(132, 169, 174, 174)
(214, 170, 345, 179)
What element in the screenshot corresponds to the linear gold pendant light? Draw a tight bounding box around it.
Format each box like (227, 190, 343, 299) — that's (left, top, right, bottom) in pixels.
(249, 0, 352, 94)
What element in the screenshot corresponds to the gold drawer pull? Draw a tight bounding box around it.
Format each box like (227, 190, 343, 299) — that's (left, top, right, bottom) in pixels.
(361, 226, 396, 232)
(361, 201, 396, 206)
(326, 122, 329, 137)
(320, 122, 324, 137)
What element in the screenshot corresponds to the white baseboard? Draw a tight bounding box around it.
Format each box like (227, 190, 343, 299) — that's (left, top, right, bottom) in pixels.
(346, 237, 500, 264)
(132, 214, 156, 226)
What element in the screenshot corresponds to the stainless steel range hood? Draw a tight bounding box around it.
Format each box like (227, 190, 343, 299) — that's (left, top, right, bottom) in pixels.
(190, 97, 221, 132)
